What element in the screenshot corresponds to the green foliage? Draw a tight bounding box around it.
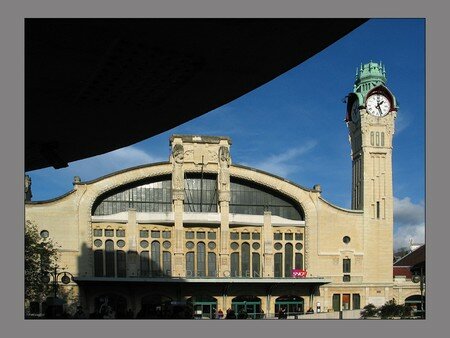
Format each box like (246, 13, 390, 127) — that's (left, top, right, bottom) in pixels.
(360, 303, 378, 318)
(24, 220, 59, 304)
(379, 299, 413, 319)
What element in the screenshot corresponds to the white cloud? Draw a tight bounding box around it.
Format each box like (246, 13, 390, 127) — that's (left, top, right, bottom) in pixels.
(395, 110, 410, 134)
(393, 196, 425, 250)
(243, 141, 317, 177)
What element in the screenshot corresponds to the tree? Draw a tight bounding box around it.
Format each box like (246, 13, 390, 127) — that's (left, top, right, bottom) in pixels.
(24, 220, 59, 306)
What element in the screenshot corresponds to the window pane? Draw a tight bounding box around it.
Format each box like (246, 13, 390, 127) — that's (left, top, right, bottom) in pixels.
(117, 250, 126, 277)
(274, 233, 282, 240)
(295, 253, 303, 270)
(352, 294, 361, 310)
(163, 251, 171, 276)
(151, 241, 161, 275)
(94, 250, 103, 277)
(197, 231, 206, 239)
(332, 294, 341, 312)
(116, 229, 125, 237)
(252, 232, 260, 240)
(230, 252, 239, 277)
(284, 243, 293, 277)
(105, 229, 114, 237)
(162, 231, 171, 239)
(186, 252, 194, 277)
(343, 259, 351, 273)
(185, 231, 194, 239)
(252, 253, 260, 277)
(241, 243, 250, 277)
(285, 233, 293, 241)
(151, 230, 160, 238)
(197, 242, 206, 277)
(140, 230, 149, 238)
(94, 229, 102, 237)
(105, 240, 115, 277)
(140, 251, 150, 277)
(274, 253, 282, 277)
(230, 232, 239, 240)
(241, 232, 250, 240)
(208, 252, 216, 277)
(295, 233, 303, 241)
(208, 231, 216, 240)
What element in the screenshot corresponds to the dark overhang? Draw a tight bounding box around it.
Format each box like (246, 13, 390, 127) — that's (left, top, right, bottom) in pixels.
(25, 18, 368, 171)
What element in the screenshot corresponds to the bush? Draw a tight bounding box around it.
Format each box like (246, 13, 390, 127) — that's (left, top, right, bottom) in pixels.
(360, 303, 378, 318)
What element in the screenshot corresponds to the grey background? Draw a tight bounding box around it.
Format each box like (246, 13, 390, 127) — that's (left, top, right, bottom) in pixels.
(1, 1, 446, 337)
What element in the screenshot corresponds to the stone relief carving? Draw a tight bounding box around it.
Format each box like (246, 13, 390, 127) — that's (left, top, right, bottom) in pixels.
(172, 144, 184, 191)
(218, 146, 230, 191)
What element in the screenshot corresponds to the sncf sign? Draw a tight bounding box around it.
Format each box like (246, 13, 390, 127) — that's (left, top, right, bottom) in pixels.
(292, 269, 307, 278)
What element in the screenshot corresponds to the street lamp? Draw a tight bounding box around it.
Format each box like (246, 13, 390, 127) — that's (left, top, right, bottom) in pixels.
(41, 267, 74, 317)
(411, 266, 425, 319)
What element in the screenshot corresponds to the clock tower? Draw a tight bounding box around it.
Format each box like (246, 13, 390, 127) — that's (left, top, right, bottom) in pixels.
(346, 61, 398, 282)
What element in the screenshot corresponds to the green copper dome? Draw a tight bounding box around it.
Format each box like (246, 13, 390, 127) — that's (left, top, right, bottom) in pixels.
(353, 61, 387, 97)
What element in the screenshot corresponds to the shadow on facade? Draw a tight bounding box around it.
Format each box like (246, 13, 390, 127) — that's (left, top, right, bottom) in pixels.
(74, 242, 193, 319)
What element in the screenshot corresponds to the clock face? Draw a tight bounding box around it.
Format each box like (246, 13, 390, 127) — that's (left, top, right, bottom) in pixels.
(351, 100, 359, 122)
(366, 94, 391, 117)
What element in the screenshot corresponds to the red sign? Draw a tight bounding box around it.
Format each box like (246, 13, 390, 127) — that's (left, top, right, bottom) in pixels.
(292, 269, 307, 278)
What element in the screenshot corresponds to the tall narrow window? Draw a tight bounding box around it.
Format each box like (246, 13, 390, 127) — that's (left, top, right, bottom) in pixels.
(343, 258, 351, 273)
(376, 201, 380, 219)
(370, 132, 374, 145)
(284, 243, 293, 277)
(208, 252, 216, 277)
(381, 132, 385, 146)
(140, 251, 150, 277)
(94, 250, 103, 277)
(151, 241, 161, 275)
(352, 294, 361, 310)
(186, 252, 194, 277)
(197, 242, 206, 277)
(241, 243, 250, 277)
(252, 253, 260, 277)
(376, 132, 380, 146)
(274, 253, 282, 277)
(295, 253, 303, 270)
(105, 240, 115, 277)
(332, 294, 341, 312)
(117, 250, 126, 277)
(230, 252, 239, 277)
(162, 251, 171, 276)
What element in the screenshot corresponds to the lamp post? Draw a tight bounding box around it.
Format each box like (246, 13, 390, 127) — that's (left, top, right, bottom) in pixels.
(412, 266, 425, 319)
(41, 267, 74, 317)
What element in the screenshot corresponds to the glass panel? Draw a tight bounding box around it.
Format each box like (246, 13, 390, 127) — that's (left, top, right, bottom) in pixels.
(285, 233, 293, 241)
(151, 230, 160, 238)
(230, 252, 239, 277)
(295, 253, 303, 270)
(252, 253, 260, 277)
(117, 240, 125, 248)
(241, 232, 250, 240)
(105, 240, 115, 277)
(208, 252, 216, 277)
(105, 229, 114, 237)
(241, 243, 250, 277)
(140, 251, 150, 277)
(140, 230, 149, 238)
(186, 252, 194, 277)
(284, 243, 293, 277)
(94, 250, 103, 277)
(208, 232, 216, 240)
(94, 229, 102, 237)
(274, 233, 282, 240)
(342, 294, 351, 310)
(162, 231, 171, 239)
(295, 233, 303, 241)
(343, 259, 351, 273)
(332, 294, 341, 312)
(343, 274, 351, 282)
(140, 240, 149, 248)
(230, 232, 239, 240)
(117, 250, 126, 277)
(186, 241, 195, 249)
(252, 242, 260, 250)
(274, 253, 282, 277)
(162, 241, 171, 249)
(252, 232, 260, 240)
(163, 251, 171, 276)
(197, 232, 206, 239)
(295, 243, 303, 250)
(151, 241, 161, 275)
(230, 242, 239, 250)
(185, 231, 194, 239)
(207, 241, 216, 250)
(352, 294, 361, 310)
(94, 239, 102, 248)
(274, 242, 282, 250)
(197, 242, 206, 277)
(116, 229, 125, 237)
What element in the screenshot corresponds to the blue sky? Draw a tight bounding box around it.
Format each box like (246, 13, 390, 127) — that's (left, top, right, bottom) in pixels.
(26, 18, 425, 250)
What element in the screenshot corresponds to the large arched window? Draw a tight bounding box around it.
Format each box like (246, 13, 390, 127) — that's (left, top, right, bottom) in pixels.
(197, 242, 206, 277)
(230, 178, 303, 220)
(105, 240, 115, 277)
(184, 174, 218, 212)
(241, 242, 250, 277)
(284, 243, 293, 277)
(151, 241, 161, 274)
(92, 176, 172, 215)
